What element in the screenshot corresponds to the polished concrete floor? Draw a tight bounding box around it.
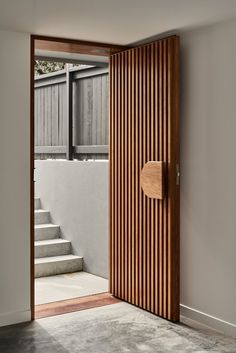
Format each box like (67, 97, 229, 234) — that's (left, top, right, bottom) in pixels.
(35, 272, 108, 305)
(0, 302, 235, 353)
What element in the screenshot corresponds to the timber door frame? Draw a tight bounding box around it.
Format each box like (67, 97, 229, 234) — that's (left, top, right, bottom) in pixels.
(30, 35, 128, 320)
(30, 35, 179, 321)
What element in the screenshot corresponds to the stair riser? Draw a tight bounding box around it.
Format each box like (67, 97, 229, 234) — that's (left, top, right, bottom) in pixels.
(34, 198, 41, 210)
(35, 258, 83, 278)
(35, 211, 50, 225)
(35, 242, 71, 258)
(35, 226, 60, 241)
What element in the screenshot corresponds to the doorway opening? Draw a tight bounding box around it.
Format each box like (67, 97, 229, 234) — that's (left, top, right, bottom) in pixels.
(31, 36, 125, 319)
(31, 35, 180, 322)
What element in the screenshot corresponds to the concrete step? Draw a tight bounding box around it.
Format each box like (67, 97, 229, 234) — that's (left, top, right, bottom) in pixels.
(35, 255, 83, 278)
(35, 239, 71, 258)
(34, 198, 41, 210)
(35, 209, 50, 225)
(35, 224, 60, 241)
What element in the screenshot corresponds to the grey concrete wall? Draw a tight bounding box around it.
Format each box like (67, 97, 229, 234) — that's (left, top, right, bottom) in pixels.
(35, 160, 108, 279)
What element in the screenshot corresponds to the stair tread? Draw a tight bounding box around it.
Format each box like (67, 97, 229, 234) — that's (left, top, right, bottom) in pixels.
(35, 239, 70, 246)
(35, 223, 59, 229)
(35, 209, 49, 213)
(35, 254, 82, 264)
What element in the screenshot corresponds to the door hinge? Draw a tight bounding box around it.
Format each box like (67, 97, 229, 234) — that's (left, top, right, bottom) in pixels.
(176, 164, 180, 185)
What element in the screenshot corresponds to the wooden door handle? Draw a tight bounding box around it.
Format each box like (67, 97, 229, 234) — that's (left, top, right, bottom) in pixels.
(140, 161, 166, 199)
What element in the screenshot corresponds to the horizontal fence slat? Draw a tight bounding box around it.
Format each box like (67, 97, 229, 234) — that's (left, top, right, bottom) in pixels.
(35, 76, 66, 88)
(74, 145, 108, 154)
(35, 145, 108, 154)
(35, 146, 66, 154)
(73, 67, 108, 80)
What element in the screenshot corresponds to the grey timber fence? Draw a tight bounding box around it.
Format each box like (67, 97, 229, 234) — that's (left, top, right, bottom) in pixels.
(34, 66, 109, 160)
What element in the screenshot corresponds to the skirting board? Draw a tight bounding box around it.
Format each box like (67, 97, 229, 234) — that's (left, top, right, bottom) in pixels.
(0, 310, 31, 327)
(180, 304, 236, 338)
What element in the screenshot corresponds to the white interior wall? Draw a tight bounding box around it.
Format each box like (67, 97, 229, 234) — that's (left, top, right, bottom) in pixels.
(180, 20, 236, 336)
(0, 30, 30, 326)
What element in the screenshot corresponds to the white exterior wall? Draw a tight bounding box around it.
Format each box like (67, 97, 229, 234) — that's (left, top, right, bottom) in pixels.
(35, 160, 108, 279)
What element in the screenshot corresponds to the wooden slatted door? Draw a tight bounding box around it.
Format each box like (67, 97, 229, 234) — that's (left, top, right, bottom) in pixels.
(109, 36, 180, 321)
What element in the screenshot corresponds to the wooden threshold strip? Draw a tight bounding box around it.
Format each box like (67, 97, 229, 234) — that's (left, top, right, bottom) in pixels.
(35, 292, 120, 319)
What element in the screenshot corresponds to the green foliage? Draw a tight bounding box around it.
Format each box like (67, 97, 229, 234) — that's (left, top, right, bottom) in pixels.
(34, 60, 65, 76)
